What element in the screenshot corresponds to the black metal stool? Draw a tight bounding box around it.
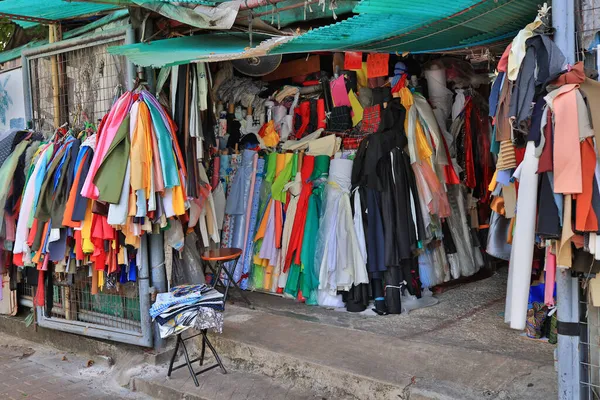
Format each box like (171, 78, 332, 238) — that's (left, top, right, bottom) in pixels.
(201, 247, 252, 307)
(167, 328, 227, 387)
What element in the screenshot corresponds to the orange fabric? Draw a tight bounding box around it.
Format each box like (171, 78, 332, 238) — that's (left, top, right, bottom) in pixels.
(553, 84, 582, 194)
(254, 201, 272, 241)
(27, 219, 39, 248)
(575, 138, 598, 231)
(62, 151, 89, 228)
(32, 222, 49, 266)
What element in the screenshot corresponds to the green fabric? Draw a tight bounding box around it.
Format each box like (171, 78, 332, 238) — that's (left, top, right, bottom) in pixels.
(264, 152, 278, 183)
(94, 115, 131, 204)
(300, 194, 320, 305)
(284, 263, 300, 298)
(310, 155, 330, 181)
(290, 153, 298, 178)
(0, 140, 30, 231)
(34, 144, 68, 224)
(271, 156, 294, 203)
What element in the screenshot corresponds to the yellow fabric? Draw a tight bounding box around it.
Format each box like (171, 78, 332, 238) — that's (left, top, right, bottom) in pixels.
(260, 120, 280, 147)
(399, 87, 414, 134)
(415, 119, 433, 166)
(275, 153, 286, 177)
(171, 184, 186, 216)
(348, 89, 364, 127)
(98, 270, 104, 290)
(356, 62, 368, 88)
(488, 170, 498, 192)
(81, 202, 95, 254)
(130, 102, 152, 196)
(508, 16, 543, 81)
(118, 247, 125, 265)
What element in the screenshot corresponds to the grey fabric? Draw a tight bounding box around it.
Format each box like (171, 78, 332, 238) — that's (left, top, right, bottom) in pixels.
(509, 35, 565, 136)
(486, 211, 512, 261)
(0, 130, 18, 167)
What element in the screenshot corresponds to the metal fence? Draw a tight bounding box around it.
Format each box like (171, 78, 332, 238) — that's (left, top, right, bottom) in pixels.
(18, 27, 152, 347)
(580, 278, 600, 399)
(28, 37, 126, 133)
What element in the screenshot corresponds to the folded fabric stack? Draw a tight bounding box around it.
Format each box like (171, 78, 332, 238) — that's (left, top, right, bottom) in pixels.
(150, 284, 224, 338)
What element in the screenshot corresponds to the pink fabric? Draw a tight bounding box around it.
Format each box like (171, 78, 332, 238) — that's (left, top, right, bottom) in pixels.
(553, 84, 582, 194)
(81, 92, 133, 199)
(544, 247, 556, 307)
(330, 76, 351, 107)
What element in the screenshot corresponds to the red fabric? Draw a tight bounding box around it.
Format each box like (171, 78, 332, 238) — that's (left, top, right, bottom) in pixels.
(35, 270, 45, 307)
(575, 138, 598, 232)
(463, 101, 476, 189)
(293, 101, 311, 139)
(361, 105, 381, 133)
(537, 108, 553, 173)
(284, 156, 315, 272)
(441, 134, 460, 185)
(475, 107, 493, 203)
(342, 137, 364, 150)
(498, 44, 512, 73)
(74, 230, 84, 260)
(317, 99, 326, 130)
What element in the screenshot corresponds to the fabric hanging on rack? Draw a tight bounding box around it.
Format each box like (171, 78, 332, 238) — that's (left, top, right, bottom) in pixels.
(240, 158, 265, 289)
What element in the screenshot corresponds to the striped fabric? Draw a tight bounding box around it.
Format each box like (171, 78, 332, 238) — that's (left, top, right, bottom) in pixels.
(496, 140, 517, 170)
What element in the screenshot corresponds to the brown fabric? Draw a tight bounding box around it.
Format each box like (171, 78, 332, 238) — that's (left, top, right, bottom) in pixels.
(551, 62, 585, 87)
(496, 80, 513, 141)
(580, 77, 600, 158)
(537, 108, 553, 173)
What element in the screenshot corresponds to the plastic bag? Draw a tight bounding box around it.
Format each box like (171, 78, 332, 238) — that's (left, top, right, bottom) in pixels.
(172, 232, 206, 286)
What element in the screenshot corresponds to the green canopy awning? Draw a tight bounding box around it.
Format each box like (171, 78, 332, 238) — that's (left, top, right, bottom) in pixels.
(273, 0, 540, 54)
(0, 0, 120, 27)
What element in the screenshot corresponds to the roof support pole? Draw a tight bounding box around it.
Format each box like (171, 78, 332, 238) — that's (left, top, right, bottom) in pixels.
(49, 24, 61, 129)
(552, 2, 579, 399)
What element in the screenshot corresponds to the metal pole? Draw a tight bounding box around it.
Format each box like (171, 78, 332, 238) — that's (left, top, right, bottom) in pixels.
(149, 232, 167, 351)
(20, 54, 32, 126)
(552, 1, 579, 399)
(49, 25, 61, 129)
(125, 25, 136, 91)
(138, 234, 153, 348)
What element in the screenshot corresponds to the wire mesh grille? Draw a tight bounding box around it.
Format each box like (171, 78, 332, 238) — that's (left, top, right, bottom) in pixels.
(580, 279, 600, 399)
(47, 268, 142, 333)
(29, 39, 126, 133)
(22, 39, 141, 334)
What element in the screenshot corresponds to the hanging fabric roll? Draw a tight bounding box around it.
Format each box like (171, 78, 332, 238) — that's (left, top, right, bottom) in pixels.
(505, 141, 540, 330)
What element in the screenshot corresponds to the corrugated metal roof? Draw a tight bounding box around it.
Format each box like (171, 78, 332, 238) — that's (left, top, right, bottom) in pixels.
(0, 0, 119, 25)
(0, 40, 48, 64)
(107, 33, 285, 67)
(62, 9, 129, 39)
(0, 10, 128, 64)
(273, 0, 540, 54)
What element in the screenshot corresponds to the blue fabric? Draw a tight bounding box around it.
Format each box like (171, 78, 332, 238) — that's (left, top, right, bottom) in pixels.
(239, 158, 265, 289)
(489, 72, 505, 118)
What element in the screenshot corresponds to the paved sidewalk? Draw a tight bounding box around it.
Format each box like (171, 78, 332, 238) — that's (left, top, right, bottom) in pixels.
(0, 337, 149, 400)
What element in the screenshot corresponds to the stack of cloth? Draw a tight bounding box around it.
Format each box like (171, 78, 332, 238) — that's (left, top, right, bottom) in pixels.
(150, 284, 224, 338)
